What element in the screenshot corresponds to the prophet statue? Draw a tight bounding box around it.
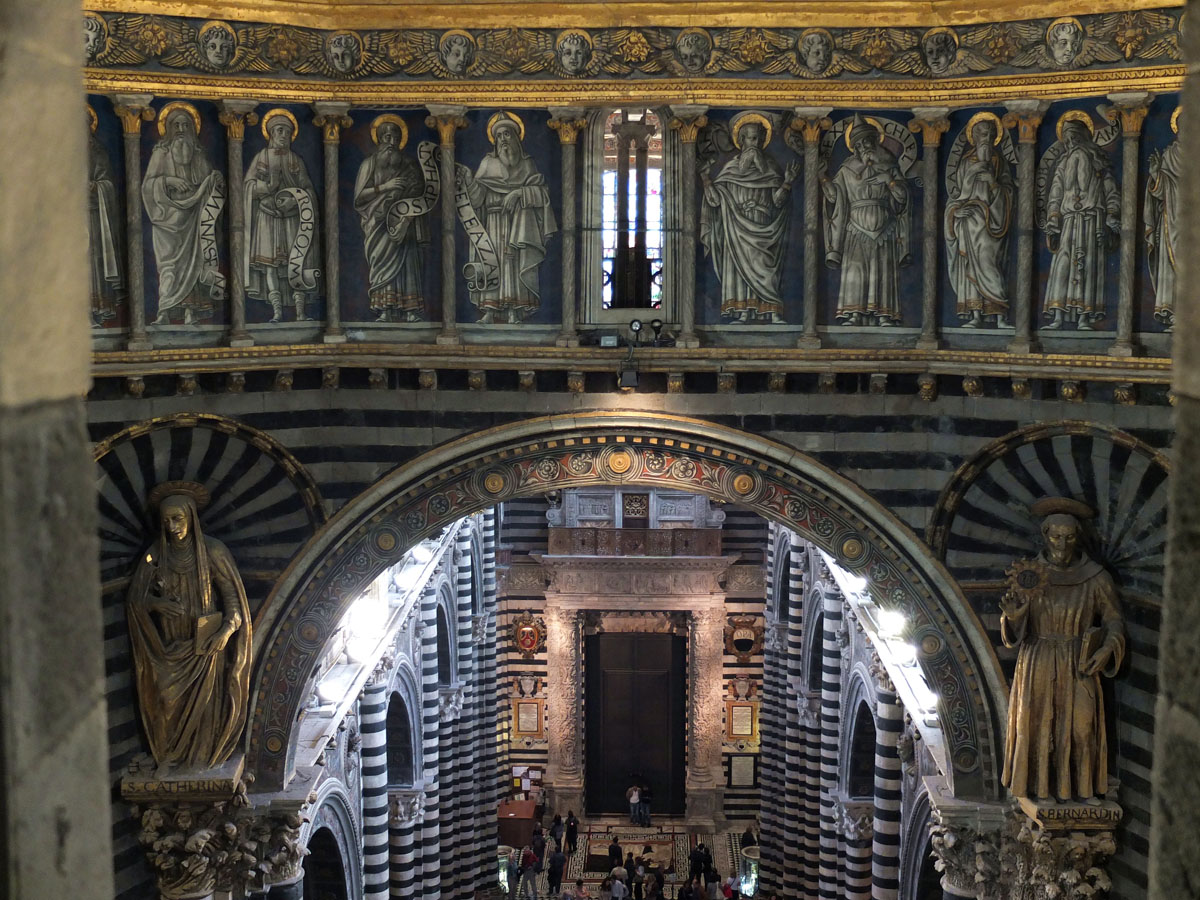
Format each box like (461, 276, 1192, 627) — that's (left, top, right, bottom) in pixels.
(700, 112, 799, 324)
(127, 482, 251, 773)
(1040, 114, 1119, 330)
(87, 106, 123, 327)
(822, 114, 912, 326)
(1144, 109, 1181, 332)
(354, 115, 436, 322)
(456, 112, 557, 324)
(945, 112, 1014, 328)
(142, 103, 226, 326)
(1000, 498, 1124, 802)
(244, 109, 320, 323)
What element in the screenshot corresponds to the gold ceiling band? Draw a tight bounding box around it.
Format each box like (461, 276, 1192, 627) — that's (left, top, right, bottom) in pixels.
(82, 0, 1184, 31)
(85, 67, 1185, 109)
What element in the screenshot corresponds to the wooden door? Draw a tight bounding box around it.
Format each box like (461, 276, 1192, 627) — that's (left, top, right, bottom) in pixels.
(584, 632, 686, 815)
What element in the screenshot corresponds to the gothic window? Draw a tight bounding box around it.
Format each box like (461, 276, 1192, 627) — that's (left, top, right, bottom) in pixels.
(436, 605, 452, 686)
(601, 109, 664, 310)
(386, 691, 415, 786)
(848, 699, 877, 798)
(806, 607, 824, 692)
(582, 108, 680, 326)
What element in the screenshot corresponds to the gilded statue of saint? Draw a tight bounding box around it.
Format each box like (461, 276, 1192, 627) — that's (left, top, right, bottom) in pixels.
(1000, 498, 1124, 802)
(127, 482, 251, 773)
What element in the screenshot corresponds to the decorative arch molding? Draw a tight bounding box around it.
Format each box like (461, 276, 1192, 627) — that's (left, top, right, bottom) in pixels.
(248, 411, 1005, 800)
(302, 780, 363, 900)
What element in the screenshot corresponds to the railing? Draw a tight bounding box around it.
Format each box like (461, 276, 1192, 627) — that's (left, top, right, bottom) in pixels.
(547, 527, 722, 557)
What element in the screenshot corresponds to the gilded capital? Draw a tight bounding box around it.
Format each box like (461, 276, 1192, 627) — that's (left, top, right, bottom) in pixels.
(548, 117, 587, 144)
(669, 115, 708, 144)
(314, 113, 354, 143)
(115, 104, 155, 134)
(218, 110, 259, 141)
(426, 114, 468, 146)
(1105, 104, 1150, 137)
(1001, 111, 1044, 144)
(789, 115, 832, 144)
(908, 116, 950, 146)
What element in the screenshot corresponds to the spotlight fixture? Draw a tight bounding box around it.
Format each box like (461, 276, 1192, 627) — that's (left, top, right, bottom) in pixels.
(618, 341, 638, 391)
(629, 318, 643, 340)
(650, 318, 664, 341)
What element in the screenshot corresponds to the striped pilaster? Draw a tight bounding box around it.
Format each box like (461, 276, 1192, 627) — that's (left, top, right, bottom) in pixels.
(781, 534, 808, 899)
(843, 831, 874, 900)
(756, 524, 785, 896)
(871, 687, 903, 900)
(361, 679, 391, 900)
(476, 509, 503, 891)
(419, 583, 443, 900)
(818, 587, 844, 900)
(389, 791, 424, 899)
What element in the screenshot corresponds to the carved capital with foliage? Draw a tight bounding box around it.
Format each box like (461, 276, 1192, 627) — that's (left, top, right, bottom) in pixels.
(548, 117, 587, 144)
(426, 114, 468, 146)
(669, 114, 709, 144)
(115, 103, 155, 134)
(314, 113, 354, 143)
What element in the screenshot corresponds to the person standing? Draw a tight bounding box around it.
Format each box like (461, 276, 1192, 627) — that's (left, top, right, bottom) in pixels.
(520, 845, 540, 900)
(639, 783, 652, 826)
(550, 813, 565, 848)
(547, 843, 567, 898)
(507, 847, 521, 898)
(608, 836, 623, 871)
(626, 782, 641, 824)
(565, 810, 580, 855)
(611, 875, 630, 900)
(688, 844, 707, 884)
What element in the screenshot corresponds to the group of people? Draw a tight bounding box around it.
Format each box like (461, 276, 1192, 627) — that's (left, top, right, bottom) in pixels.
(600, 837, 666, 900)
(508, 811, 581, 900)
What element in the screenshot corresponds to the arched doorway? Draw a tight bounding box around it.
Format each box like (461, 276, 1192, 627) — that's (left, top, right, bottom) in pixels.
(304, 828, 349, 900)
(248, 412, 1006, 804)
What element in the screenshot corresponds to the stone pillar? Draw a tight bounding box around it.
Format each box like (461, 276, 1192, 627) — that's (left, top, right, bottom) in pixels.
(925, 778, 1012, 900)
(549, 110, 586, 347)
(426, 106, 467, 346)
(1002, 101, 1049, 354)
(1, 3, 113, 896)
(545, 606, 584, 814)
(314, 102, 353, 344)
(791, 109, 832, 349)
(757, 619, 788, 897)
(360, 677, 392, 900)
(438, 685, 466, 900)
(218, 100, 259, 347)
(1105, 92, 1151, 358)
(909, 109, 951, 349)
(838, 801, 874, 900)
(818, 588, 844, 898)
(870, 675, 902, 900)
(113, 95, 154, 350)
(389, 790, 426, 899)
(685, 604, 726, 829)
(418, 584, 443, 900)
(668, 107, 708, 348)
(1154, 18, 1200, 892)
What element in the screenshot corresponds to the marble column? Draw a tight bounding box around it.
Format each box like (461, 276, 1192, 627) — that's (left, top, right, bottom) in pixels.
(545, 606, 584, 814)
(791, 109, 832, 349)
(426, 106, 468, 345)
(1106, 93, 1152, 358)
(314, 102, 353, 344)
(218, 100, 259, 347)
(389, 790, 426, 899)
(361, 677, 392, 900)
(549, 110, 586, 347)
(418, 584, 443, 900)
(669, 107, 708, 348)
(909, 109, 951, 349)
(870, 680, 902, 900)
(1002, 101, 1049, 354)
(818, 589, 844, 898)
(1153, 7, 1200, 886)
(113, 95, 154, 350)
(2, 1, 113, 895)
(685, 604, 726, 828)
(839, 801, 874, 900)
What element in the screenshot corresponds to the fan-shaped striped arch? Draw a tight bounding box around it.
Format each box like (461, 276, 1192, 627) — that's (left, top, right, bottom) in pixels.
(94, 413, 326, 605)
(928, 422, 1169, 600)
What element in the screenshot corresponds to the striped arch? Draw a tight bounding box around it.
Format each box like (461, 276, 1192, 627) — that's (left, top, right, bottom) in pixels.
(248, 411, 1005, 800)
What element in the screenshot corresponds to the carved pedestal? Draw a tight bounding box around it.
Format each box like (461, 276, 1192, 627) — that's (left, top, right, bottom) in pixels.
(122, 754, 306, 900)
(1015, 797, 1122, 900)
